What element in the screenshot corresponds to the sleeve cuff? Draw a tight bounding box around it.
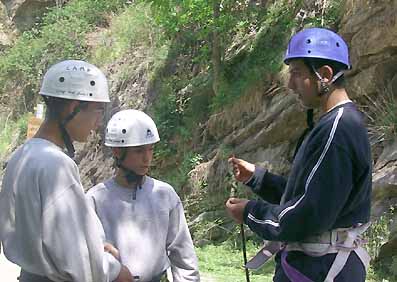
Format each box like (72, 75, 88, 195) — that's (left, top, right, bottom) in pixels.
(243, 173, 255, 186)
(243, 200, 257, 224)
(245, 166, 267, 192)
(105, 252, 122, 282)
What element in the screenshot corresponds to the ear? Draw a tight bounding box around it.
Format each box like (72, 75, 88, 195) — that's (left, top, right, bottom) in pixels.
(317, 65, 334, 82)
(60, 100, 80, 119)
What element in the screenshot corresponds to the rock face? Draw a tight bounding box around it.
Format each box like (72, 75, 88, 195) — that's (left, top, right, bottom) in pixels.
(340, 0, 397, 99)
(340, 0, 397, 263)
(0, 0, 60, 31)
(186, 0, 397, 255)
(0, 1, 13, 47)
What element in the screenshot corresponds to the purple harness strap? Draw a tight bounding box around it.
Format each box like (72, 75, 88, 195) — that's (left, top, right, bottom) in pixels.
(281, 250, 314, 282)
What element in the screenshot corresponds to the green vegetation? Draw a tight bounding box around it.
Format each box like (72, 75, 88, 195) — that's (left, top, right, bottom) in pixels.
(365, 86, 397, 143)
(211, 0, 298, 110)
(92, 2, 168, 69)
(0, 113, 29, 158)
(366, 207, 395, 259)
(0, 0, 125, 95)
(152, 150, 203, 194)
(365, 206, 396, 282)
(196, 240, 274, 282)
(0, 1, 394, 280)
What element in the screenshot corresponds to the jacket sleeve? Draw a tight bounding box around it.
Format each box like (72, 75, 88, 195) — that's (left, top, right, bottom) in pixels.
(41, 182, 121, 282)
(166, 199, 200, 282)
(245, 166, 287, 204)
(243, 142, 355, 242)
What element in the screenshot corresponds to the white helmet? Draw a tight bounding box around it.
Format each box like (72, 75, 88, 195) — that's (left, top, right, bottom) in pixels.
(39, 60, 110, 102)
(105, 109, 160, 147)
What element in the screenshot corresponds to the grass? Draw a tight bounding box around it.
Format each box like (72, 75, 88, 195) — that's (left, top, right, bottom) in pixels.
(195, 239, 391, 282)
(364, 86, 397, 143)
(196, 241, 274, 282)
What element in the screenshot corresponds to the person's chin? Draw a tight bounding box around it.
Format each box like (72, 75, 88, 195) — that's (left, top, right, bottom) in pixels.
(136, 168, 149, 175)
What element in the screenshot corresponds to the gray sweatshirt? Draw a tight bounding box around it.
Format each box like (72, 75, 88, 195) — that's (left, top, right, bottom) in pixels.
(0, 138, 121, 282)
(86, 177, 200, 282)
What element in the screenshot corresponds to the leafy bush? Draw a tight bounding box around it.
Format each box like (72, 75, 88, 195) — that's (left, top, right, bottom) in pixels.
(298, 0, 344, 29)
(366, 208, 394, 259)
(152, 150, 203, 193)
(366, 206, 396, 282)
(210, 0, 298, 110)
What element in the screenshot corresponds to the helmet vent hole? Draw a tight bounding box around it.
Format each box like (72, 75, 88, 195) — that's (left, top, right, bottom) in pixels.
(90, 80, 96, 86)
(59, 77, 65, 82)
(307, 50, 311, 54)
(121, 140, 125, 143)
(306, 39, 311, 44)
(336, 42, 340, 47)
(122, 129, 127, 134)
(89, 93, 93, 97)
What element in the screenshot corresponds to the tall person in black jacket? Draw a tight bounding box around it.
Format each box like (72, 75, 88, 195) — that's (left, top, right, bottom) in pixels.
(226, 28, 372, 282)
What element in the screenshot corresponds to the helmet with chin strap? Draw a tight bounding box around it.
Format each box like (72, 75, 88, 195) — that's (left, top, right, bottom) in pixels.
(105, 109, 160, 184)
(284, 28, 350, 95)
(284, 27, 350, 69)
(40, 60, 110, 158)
(40, 60, 110, 102)
(105, 109, 159, 147)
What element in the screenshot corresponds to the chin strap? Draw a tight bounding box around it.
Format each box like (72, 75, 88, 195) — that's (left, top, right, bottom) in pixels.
(43, 96, 87, 159)
(311, 65, 345, 96)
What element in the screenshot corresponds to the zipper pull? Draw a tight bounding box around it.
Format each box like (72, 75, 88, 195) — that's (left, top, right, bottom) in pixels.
(132, 187, 137, 200)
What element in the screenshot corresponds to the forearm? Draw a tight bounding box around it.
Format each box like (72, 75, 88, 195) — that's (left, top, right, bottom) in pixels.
(245, 166, 286, 204)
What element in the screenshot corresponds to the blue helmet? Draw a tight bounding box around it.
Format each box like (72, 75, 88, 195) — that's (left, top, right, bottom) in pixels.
(284, 28, 351, 69)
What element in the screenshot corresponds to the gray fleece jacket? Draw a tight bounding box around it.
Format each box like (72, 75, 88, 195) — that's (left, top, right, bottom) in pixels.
(0, 138, 121, 282)
(86, 176, 200, 282)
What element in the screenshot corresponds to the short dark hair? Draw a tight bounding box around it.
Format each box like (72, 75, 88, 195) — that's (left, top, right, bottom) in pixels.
(303, 58, 347, 87)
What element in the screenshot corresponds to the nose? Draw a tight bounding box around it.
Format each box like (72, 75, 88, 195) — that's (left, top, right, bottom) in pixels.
(142, 148, 153, 163)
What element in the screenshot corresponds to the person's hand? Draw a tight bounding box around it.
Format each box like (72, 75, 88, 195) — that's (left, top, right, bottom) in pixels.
(225, 197, 249, 224)
(114, 265, 135, 282)
(228, 156, 255, 183)
(104, 242, 120, 260)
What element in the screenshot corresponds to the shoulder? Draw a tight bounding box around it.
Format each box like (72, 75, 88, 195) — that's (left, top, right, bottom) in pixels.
(9, 139, 79, 181)
(86, 181, 110, 197)
(338, 104, 366, 130)
(314, 104, 365, 139)
(147, 176, 175, 191)
(31, 139, 77, 170)
(327, 103, 368, 145)
(146, 176, 180, 201)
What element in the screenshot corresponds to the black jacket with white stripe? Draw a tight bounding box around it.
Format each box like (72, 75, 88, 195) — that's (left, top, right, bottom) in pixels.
(243, 102, 372, 242)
